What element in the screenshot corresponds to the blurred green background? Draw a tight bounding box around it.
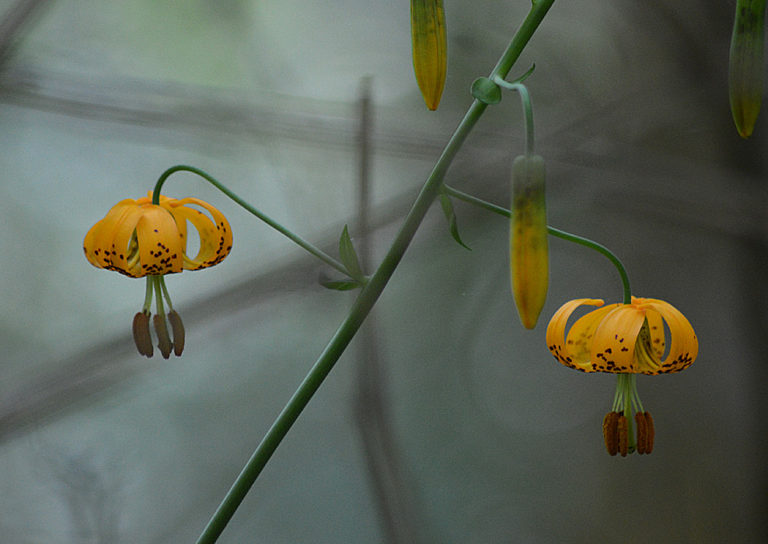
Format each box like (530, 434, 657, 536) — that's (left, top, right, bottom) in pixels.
(0, 1, 765, 542)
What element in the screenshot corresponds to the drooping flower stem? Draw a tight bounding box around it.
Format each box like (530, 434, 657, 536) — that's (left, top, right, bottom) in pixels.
(442, 184, 632, 304)
(547, 227, 631, 305)
(152, 165, 350, 278)
(195, 1, 556, 542)
(493, 77, 535, 156)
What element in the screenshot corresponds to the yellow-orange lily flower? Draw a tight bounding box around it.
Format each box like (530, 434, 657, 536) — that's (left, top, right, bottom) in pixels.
(84, 192, 232, 278)
(83, 192, 232, 358)
(546, 296, 697, 375)
(546, 296, 697, 456)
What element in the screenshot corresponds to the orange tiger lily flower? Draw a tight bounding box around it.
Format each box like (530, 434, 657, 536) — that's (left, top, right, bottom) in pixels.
(546, 296, 697, 456)
(84, 192, 232, 278)
(546, 296, 697, 375)
(84, 192, 232, 358)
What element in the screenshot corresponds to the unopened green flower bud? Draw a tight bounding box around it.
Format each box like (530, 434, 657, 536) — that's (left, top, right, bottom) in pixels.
(729, 0, 766, 138)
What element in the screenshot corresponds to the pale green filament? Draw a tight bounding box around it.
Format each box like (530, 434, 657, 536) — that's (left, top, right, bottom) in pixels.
(153, 276, 166, 318)
(158, 276, 174, 312)
(142, 276, 154, 313)
(610, 373, 645, 453)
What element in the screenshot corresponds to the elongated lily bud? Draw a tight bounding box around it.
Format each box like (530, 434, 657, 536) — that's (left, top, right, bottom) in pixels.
(411, 0, 446, 110)
(510, 154, 548, 329)
(729, 0, 767, 138)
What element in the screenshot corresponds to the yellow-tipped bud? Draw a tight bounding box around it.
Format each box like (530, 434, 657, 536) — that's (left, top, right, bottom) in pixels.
(411, 0, 447, 110)
(510, 155, 548, 329)
(729, 0, 766, 138)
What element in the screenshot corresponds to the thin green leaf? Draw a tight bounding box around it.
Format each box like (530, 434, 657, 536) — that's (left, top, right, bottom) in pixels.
(439, 192, 471, 250)
(320, 279, 363, 291)
(339, 225, 365, 281)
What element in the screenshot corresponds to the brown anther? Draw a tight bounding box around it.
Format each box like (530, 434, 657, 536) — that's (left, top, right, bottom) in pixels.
(167, 310, 185, 356)
(617, 414, 629, 457)
(132, 311, 153, 357)
(635, 412, 648, 454)
(153, 313, 173, 359)
(602, 411, 620, 456)
(643, 412, 655, 453)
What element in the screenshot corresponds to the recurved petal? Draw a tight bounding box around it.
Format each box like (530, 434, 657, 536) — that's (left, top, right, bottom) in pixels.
(645, 307, 666, 359)
(546, 298, 604, 371)
(590, 304, 646, 373)
(636, 298, 697, 374)
(172, 198, 232, 270)
(134, 206, 184, 276)
(83, 199, 137, 269)
(565, 302, 622, 370)
(107, 205, 147, 276)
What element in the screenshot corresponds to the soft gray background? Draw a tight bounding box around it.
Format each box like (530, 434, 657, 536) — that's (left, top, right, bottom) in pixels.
(0, 1, 764, 543)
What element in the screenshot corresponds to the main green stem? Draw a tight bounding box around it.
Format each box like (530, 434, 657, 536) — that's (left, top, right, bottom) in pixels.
(196, 1, 556, 542)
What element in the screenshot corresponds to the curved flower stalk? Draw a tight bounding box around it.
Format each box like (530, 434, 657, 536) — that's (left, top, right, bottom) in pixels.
(510, 154, 548, 328)
(729, 0, 767, 138)
(84, 192, 232, 358)
(411, 0, 447, 110)
(546, 296, 698, 455)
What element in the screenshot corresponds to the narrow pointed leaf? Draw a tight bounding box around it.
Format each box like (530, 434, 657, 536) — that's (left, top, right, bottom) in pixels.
(339, 225, 365, 281)
(439, 192, 471, 250)
(320, 279, 363, 291)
